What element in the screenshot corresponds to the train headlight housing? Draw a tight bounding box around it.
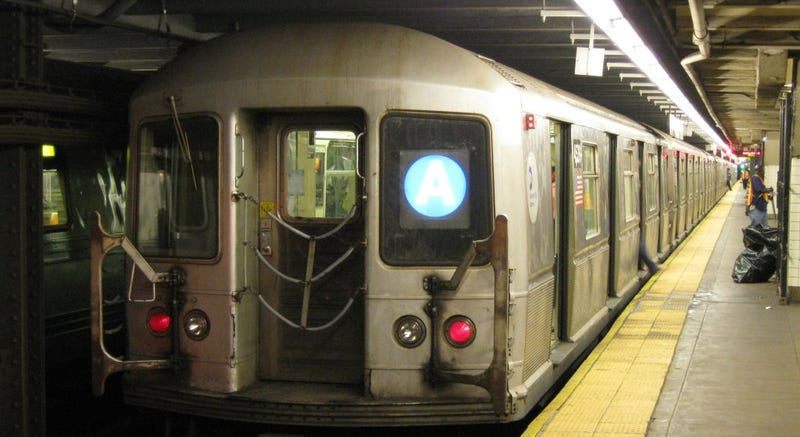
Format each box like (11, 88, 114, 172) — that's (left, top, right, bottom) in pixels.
(147, 307, 171, 335)
(184, 310, 210, 341)
(393, 315, 426, 348)
(444, 315, 476, 347)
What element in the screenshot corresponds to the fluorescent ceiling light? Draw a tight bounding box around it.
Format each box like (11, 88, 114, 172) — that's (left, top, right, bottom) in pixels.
(540, 10, 586, 20)
(574, 0, 729, 153)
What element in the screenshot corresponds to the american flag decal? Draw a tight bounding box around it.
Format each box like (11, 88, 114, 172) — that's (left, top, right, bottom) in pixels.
(575, 172, 584, 206)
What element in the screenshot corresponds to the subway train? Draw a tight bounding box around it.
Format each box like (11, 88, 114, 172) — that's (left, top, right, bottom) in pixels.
(44, 142, 127, 366)
(88, 22, 733, 426)
(42, 142, 129, 433)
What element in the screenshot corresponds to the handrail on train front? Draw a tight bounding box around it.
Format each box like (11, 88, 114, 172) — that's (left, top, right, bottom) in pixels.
(89, 212, 172, 396)
(423, 215, 511, 416)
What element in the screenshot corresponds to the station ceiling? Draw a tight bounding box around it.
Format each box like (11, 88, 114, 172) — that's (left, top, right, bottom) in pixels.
(23, 0, 800, 153)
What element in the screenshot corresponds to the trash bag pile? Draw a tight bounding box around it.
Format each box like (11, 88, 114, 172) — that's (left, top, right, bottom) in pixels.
(732, 224, 779, 283)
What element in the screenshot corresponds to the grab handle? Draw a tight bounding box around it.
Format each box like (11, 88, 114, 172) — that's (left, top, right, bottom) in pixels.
(89, 212, 172, 395)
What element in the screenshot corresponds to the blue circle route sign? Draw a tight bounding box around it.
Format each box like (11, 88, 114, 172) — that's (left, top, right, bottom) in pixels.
(403, 154, 467, 218)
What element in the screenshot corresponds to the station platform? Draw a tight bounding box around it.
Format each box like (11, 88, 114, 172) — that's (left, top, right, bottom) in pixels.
(524, 186, 800, 436)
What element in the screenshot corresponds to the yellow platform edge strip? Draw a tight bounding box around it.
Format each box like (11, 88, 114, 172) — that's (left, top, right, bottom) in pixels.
(524, 190, 736, 437)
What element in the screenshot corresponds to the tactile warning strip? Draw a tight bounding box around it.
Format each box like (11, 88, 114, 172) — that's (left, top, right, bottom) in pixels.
(524, 192, 735, 437)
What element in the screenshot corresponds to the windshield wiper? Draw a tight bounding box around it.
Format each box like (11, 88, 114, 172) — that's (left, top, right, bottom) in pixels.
(167, 95, 198, 190)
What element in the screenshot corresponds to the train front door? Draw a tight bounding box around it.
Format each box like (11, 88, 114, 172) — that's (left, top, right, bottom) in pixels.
(256, 112, 365, 384)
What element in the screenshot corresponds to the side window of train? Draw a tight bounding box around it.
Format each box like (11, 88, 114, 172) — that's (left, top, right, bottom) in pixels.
(42, 145, 69, 230)
(646, 152, 657, 212)
(282, 129, 358, 220)
(582, 142, 599, 238)
(623, 148, 636, 222)
(136, 116, 219, 259)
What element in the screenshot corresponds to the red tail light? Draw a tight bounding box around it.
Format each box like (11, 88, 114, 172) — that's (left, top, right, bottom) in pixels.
(147, 308, 171, 334)
(444, 316, 475, 347)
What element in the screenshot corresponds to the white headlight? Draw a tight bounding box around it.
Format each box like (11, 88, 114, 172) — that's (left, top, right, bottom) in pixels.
(393, 315, 426, 348)
(183, 310, 210, 340)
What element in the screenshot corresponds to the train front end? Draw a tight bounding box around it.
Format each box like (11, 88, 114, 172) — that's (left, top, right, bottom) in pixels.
(89, 23, 534, 426)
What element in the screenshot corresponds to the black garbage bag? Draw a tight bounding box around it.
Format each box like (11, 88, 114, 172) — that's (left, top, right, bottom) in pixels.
(732, 246, 776, 283)
(742, 224, 780, 252)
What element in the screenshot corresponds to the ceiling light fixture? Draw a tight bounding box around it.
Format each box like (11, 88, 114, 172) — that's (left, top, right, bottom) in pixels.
(574, 0, 730, 155)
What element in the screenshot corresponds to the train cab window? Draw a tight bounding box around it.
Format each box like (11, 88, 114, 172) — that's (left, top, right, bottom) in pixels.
(42, 145, 69, 229)
(582, 143, 599, 238)
(379, 114, 492, 266)
(623, 149, 636, 222)
(646, 152, 657, 212)
(136, 116, 219, 259)
(282, 129, 358, 220)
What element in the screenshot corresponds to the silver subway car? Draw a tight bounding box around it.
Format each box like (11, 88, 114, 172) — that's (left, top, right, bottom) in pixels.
(89, 23, 733, 426)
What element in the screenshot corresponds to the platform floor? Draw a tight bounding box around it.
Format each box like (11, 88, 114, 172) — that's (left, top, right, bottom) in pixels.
(524, 186, 800, 436)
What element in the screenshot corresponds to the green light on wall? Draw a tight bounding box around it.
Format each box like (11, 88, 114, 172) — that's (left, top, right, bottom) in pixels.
(42, 144, 55, 157)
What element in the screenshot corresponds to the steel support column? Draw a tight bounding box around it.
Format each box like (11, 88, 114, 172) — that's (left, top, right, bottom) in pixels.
(0, 3, 45, 437)
(0, 146, 45, 437)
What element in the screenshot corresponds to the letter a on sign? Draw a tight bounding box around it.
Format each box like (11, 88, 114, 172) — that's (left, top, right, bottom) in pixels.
(414, 160, 455, 207)
(404, 154, 467, 218)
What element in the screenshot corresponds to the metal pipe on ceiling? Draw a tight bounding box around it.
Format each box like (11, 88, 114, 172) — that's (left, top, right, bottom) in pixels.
(98, 0, 138, 21)
(685, 0, 710, 62)
(680, 0, 732, 144)
(4, 0, 208, 44)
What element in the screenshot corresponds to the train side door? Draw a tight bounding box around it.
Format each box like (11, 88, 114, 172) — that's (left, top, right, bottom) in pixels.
(687, 154, 693, 228)
(677, 151, 688, 237)
(658, 146, 676, 259)
(640, 143, 660, 267)
(609, 136, 641, 299)
(256, 112, 365, 384)
(561, 126, 610, 341)
(550, 121, 564, 344)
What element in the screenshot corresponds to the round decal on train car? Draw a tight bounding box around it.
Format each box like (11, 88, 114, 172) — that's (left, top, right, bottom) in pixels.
(526, 152, 538, 224)
(403, 154, 467, 218)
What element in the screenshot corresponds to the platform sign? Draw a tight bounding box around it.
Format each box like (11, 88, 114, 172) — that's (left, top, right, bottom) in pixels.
(399, 150, 469, 229)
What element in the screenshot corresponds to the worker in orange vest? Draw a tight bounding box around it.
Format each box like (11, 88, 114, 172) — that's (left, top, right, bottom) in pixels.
(747, 167, 772, 226)
(741, 168, 750, 190)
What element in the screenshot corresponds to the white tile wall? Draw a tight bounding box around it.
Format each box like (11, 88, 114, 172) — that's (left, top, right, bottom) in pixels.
(789, 159, 800, 287)
(766, 164, 779, 218)
(765, 164, 779, 191)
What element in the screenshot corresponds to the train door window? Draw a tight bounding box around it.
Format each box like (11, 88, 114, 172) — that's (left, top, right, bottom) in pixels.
(695, 160, 700, 194)
(582, 142, 599, 238)
(42, 145, 69, 229)
(136, 116, 219, 259)
(646, 152, 657, 212)
(678, 154, 686, 199)
(582, 143, 600, 239)
(623, 148, 636, 222)
(379, 113, 492, 266)
(282, 129, 358, 220)
(667, 152, 676, 204)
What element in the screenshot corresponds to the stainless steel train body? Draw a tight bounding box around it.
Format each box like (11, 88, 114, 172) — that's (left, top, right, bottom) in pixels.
(89, 23, 732, 426)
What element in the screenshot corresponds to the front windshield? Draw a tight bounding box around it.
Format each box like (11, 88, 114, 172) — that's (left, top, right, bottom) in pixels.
(136, 116, 219, 258)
